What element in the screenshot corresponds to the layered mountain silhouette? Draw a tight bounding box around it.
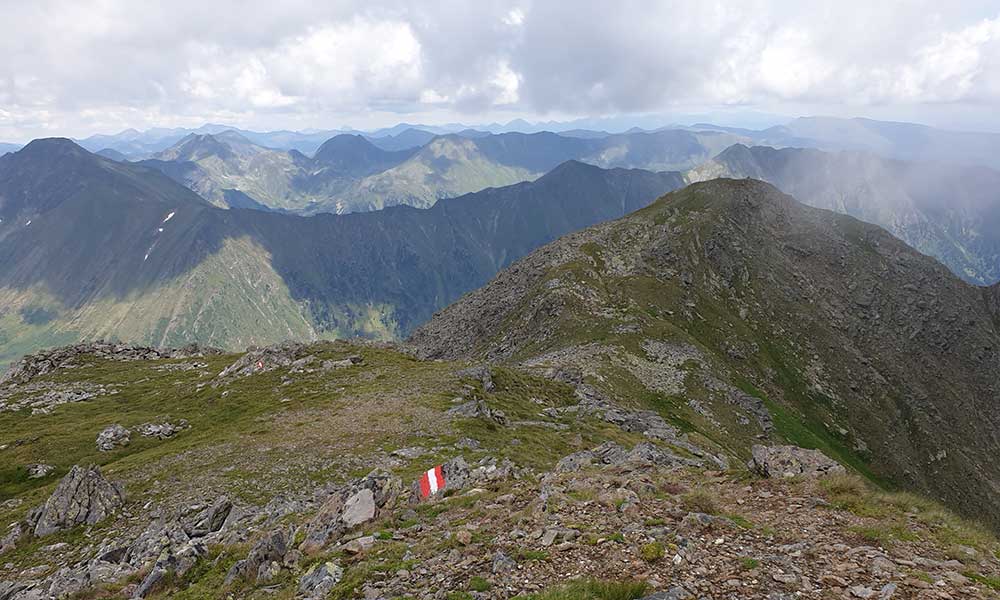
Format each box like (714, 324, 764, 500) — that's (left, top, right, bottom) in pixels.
(0, 140, 683, 365)
(140, 129, 742, 215)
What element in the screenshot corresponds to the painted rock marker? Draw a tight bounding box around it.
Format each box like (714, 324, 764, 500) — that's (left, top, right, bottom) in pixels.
(418, 465, 445, 499)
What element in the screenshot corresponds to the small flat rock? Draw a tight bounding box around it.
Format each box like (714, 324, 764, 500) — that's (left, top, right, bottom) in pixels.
(341, 489, 376, 527)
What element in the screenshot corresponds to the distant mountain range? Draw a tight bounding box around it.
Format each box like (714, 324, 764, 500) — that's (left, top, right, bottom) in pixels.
(687, 144, 1000, 284)
(0, 139, 683, 365)
(2, 116, 999, 364)
(137, 128, 741, 214)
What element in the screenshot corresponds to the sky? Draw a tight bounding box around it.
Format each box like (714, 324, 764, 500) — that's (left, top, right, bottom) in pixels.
(1, 0, 999, 141)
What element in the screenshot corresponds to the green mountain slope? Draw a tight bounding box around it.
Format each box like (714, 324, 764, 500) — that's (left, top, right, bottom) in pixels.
(687, 144, 1000, 284)
(0, 141, 684, 366)
(411, 178, 1000, 529)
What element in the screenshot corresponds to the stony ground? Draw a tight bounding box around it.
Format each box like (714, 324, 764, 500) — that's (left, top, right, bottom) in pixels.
(0, 341, 999, 600)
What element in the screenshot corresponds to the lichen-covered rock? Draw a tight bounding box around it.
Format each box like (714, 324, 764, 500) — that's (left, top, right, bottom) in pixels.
(750, 444, 846, 478)
(300, 470, 401, 554)
(298, 561, 344, 599)
(30, 465, 125, 537)
(96, 424, 130, 451)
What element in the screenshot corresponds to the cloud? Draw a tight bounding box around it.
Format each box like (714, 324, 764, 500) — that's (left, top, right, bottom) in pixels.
(0, 0, 998, 139)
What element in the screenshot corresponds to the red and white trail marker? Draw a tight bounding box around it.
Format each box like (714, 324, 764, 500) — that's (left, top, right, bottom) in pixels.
(418, 465, 445, 499)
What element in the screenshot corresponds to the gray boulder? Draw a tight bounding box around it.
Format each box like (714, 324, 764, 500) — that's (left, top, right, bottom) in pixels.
(214, 342, 306, 382)
(446, 400, 508, 426)
(26, 464, 54, 479)
(137, 420, 188, 439)
(96, 424, 131, 451)
(749, 445, 846, 478)
(456, 365, 495, 392)
(299, 561, 344, 598)
(224, 527, 292, 586)
(300, 470, 401, 554)
(31, 465, 125, 536)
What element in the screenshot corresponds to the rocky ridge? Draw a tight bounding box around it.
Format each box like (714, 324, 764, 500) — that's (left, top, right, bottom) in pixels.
(410, 178, 1000, 531)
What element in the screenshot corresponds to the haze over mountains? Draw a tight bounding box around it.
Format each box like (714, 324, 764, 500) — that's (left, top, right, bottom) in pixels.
(688, 144, 1000, 284)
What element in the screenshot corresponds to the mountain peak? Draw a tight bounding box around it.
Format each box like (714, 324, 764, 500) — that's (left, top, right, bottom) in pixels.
(18, 137, 90, 157)
(312, 133, 412, 176)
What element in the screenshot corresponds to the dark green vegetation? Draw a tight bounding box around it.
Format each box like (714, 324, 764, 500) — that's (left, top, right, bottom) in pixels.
(687, 143, 1000, 284)
(411, 178, 1000, 529)
(0, 140, 683, 366)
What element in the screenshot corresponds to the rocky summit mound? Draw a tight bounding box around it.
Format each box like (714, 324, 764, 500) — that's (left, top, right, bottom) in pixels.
(0, 338, 999, 599)
(411, 178, 1000, 532)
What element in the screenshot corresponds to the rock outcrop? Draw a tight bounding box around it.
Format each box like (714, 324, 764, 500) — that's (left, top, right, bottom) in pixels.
(29, 465, 125, 537)
(96, 424, 130, 451)
(299, 470, 401, 554)
(749, 444, 846, 479)
(1, 342, 219, 387)
(214, 342, 308, 382)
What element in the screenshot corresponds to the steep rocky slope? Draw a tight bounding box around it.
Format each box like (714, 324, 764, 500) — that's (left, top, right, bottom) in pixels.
(686, 144, 1000, 284)
(411, 178, 1000, 530)
(2, 341, 998, 599)
(0, 141, 684, 366)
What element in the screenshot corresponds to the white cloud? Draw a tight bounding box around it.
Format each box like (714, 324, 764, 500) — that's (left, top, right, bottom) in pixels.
(0, 0, 998, 139)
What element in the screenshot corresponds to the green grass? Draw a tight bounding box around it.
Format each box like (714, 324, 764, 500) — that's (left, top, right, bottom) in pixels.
(515, 549, 550, 562)
(681, 489, 719, 515)
(468, 576, 492, 592)
(639, 542, 665, 563)
(964, 572, 1000, 590)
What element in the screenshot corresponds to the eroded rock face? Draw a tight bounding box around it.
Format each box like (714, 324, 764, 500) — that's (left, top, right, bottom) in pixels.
(750, 444, 846, 479)
(30, 465, 125, 537)
(300, 470, 401, 554)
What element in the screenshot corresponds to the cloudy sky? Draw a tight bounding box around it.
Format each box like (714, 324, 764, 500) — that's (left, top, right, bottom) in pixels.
(2, 0, 999, 141)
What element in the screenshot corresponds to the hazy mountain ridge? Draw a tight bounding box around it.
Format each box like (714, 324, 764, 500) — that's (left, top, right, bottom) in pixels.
(687, 144, 1000, 284)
